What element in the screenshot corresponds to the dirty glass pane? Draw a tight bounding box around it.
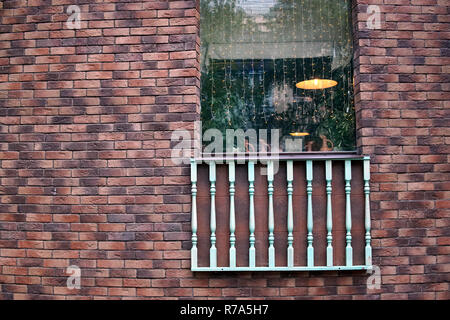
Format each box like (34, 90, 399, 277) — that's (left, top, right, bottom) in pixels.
(200, 0, 356, 152)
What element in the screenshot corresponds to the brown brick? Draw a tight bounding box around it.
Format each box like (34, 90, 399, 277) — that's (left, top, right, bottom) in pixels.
(0, 0, 447, 301)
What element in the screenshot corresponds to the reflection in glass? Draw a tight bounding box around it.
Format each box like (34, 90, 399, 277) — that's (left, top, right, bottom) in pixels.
(200, 0, 356, 152)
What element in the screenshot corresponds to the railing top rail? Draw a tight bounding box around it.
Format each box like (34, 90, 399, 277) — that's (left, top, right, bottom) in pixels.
(194, 152, 369, 162)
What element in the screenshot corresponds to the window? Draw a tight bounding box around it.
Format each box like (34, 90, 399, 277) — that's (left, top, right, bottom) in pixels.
(200, 0, 356, 153)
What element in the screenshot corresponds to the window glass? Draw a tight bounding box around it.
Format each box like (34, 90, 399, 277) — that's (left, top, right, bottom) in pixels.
(200, 0, 355, 153)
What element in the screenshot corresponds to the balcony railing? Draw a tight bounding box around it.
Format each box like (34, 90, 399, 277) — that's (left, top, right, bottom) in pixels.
(190, 154, 372, 271)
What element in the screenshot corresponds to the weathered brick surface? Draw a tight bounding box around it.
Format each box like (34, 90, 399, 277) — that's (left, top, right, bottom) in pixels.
(353, 0, 449, 300)
(0, 0, 448, 299)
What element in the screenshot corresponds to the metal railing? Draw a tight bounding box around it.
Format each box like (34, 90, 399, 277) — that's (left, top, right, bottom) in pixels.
(190, 155, 372, 271)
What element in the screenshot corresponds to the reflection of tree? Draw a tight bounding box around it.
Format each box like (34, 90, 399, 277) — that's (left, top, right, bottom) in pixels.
(200, 0, 251, 71)
(302, 63, 356, 151)
(265, 0, 353, 71)
(200, 0, 356, 151)
(266, 57, 356, 151)
(265, 0, 351, 42)
(201, 0, 247, 44)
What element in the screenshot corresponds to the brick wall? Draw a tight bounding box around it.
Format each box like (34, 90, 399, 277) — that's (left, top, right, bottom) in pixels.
(0, 0, 448, 299)
(353, 0, 449, 299)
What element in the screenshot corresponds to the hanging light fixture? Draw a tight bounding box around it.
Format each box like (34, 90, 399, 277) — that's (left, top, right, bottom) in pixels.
(289, 132, 309, 137)
(296, 78, 337, 90)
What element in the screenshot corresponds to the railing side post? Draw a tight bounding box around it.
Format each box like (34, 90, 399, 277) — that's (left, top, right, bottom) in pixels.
(190, 159, 198, 269)
(325, 160, 333, 267)
(306, 160, 314, 267)
(248, 161, 256, 267)
(209, 161, 217, 268)
(364, 157, 372, 266)
(345, 160, 353, 266)
(229, 161, 236, 268)
(287, 160, 294, 267)
(267, 160, 275, 267)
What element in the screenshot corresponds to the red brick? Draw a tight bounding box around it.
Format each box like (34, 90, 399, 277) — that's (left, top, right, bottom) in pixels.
(0, 0, 447, 301)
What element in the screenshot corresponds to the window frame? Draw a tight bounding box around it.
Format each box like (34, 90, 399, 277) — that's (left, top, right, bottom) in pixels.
(196, 0, 361, 157)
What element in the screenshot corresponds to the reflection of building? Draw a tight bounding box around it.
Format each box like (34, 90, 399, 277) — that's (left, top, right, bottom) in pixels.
(237, 0, 276, 15)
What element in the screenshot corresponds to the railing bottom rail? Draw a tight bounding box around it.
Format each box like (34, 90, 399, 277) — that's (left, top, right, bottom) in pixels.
(192, 266, 372, 272)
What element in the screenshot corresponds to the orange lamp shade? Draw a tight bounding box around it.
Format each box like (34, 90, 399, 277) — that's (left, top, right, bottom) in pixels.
(296, 78, 337, 90)
(289, 132, 310, 137)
